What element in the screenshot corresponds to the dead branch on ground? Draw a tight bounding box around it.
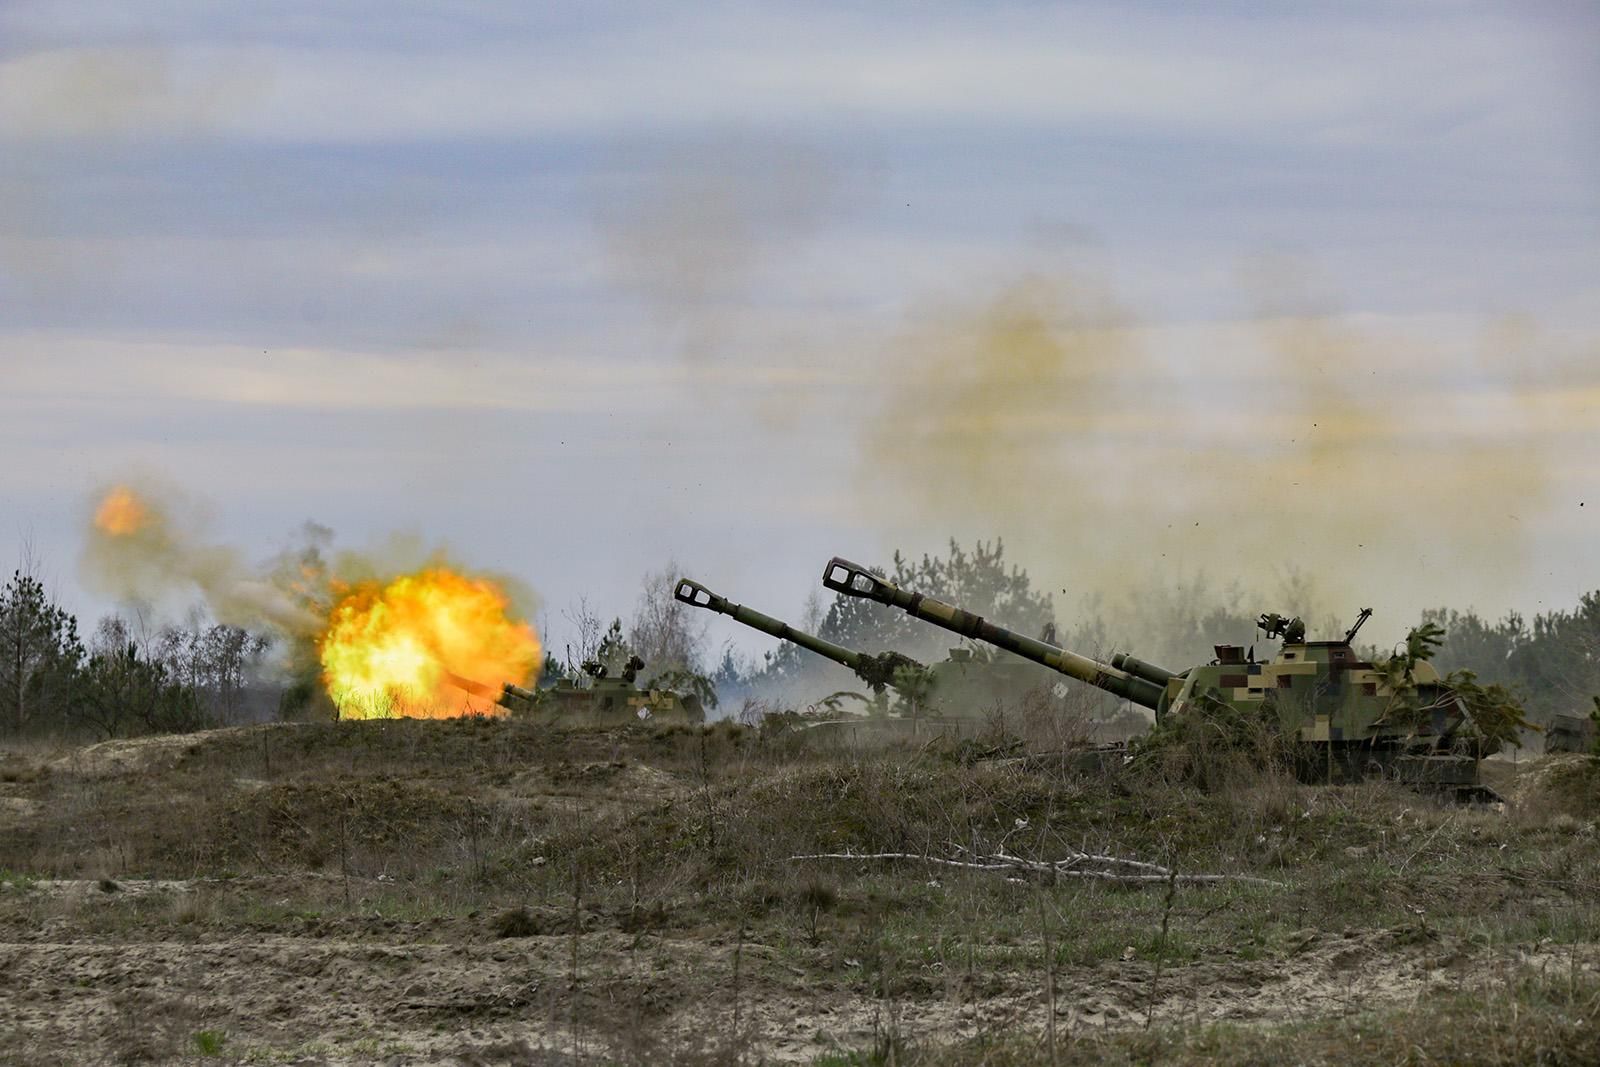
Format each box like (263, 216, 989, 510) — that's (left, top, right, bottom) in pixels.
(788, 845, 1285, 888)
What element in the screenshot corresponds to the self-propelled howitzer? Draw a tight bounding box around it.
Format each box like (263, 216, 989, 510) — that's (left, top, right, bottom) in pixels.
(821, 558, 1169, 710)
(674, 577, 923, 693)
(443, 666, 705, 724)
(823, 557, 1499, 800)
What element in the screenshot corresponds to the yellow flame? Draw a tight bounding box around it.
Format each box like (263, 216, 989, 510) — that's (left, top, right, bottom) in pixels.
(319, 568, 540, 719)
(94, 485, 149, 536)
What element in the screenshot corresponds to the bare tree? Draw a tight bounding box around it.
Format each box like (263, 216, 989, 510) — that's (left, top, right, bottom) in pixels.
(156, 616, 270, 726)
(561, 597, 607, 674)
(75, 614, 208, 739)
(630, 562, 708, 676)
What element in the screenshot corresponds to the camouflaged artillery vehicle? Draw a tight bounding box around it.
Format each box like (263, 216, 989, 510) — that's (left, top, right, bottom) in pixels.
(675, 577, 1077, 723)
(445, 661, 706, 725)
(823, 557, 1499, 801)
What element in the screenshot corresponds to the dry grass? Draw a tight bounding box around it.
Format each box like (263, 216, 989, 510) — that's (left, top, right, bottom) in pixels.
(0, 718, 1597, 1063)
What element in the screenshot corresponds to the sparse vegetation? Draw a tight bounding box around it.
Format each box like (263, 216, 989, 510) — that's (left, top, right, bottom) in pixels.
(0, 715, 1596, 1062)
(192, 1028, 227, 1057)
(494, 905, 541, 938)
(3, 542, 1598, 1059)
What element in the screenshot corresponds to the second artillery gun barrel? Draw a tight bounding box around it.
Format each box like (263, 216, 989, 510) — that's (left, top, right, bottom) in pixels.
(674, 577, 920, 692)
(443, 669, 536, 710)
(821, 557, 1171, 710)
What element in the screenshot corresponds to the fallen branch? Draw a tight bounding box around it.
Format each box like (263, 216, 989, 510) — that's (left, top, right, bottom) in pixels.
(788, 850, 1286, 888)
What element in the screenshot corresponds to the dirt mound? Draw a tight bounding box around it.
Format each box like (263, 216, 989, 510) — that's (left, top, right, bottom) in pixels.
(47, 724, 275, 779)
(1500, 753, 1600, 813)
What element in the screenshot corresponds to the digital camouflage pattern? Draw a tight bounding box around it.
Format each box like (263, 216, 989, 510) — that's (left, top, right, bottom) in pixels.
(445, 668, 705, 725)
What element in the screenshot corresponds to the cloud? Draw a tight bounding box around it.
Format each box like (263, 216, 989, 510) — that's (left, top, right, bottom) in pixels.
(0, 334, 729, 413)
(0, 45, 265, 138)
(0, 5, 1590, 149)
(0, 0, 1595, 658)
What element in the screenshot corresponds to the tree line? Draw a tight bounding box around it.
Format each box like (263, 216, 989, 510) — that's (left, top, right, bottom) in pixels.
(0, 569, 270, 741)
(5, 542, 1597, 741)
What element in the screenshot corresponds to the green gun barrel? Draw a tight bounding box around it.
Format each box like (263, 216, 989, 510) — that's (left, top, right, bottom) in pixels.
(443, 670, 537, 711)
(1109, 652, 1179, 688)
(822, 557, 1166, 710)
(674, 577, 922, 693)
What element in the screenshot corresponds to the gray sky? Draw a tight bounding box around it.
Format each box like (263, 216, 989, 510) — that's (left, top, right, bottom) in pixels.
(3, 1, 1597, 664)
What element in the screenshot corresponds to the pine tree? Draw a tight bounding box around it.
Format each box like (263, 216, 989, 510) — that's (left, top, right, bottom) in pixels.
(0, 570, 84, 736)
(75, 617, 209, 739)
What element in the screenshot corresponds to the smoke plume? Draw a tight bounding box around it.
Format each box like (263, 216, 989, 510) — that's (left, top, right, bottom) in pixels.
(81, 478, 320, 634)
(855, 263, 1592, 639)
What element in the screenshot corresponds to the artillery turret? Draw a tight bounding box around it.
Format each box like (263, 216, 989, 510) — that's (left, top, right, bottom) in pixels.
(674, 577, 922, 693)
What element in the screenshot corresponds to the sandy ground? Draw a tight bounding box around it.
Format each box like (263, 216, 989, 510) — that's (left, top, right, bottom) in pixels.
(4, 874, 1595, 1064)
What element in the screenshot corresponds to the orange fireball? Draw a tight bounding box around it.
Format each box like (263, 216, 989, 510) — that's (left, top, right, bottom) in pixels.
(94, 486, 150, 536)
(319, 568, 540, 719)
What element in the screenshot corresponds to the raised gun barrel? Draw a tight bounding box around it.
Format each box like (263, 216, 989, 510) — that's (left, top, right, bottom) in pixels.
(674, 577, 922, 693)
(443, 669, 537, 711)
(822, 557, 1168, 710)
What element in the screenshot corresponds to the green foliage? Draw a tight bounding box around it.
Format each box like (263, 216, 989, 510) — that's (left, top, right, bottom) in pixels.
(278, 674, 322, 721)
(0, 569, 84, 736)
(889, 662, 937, 719)
(1377, 623, 1533, 749)
(75, 619, 212, 739)
(1384, 621, 1445, 683)
(1369, 623, 1449, 733)
(1418, 594, 1600, 724)
(1444, 670, 1535, 751)
(1131, 689, 1291, 790)
(192, 1029, 227, 1057)
(591, 618, 632, 676)
(1420, 606, 1528, 673)
(0, 868, 38, 891)
(650, 667, 719, 709)
(538, 650, 567, 684)
(752, 538, 1056, 696)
